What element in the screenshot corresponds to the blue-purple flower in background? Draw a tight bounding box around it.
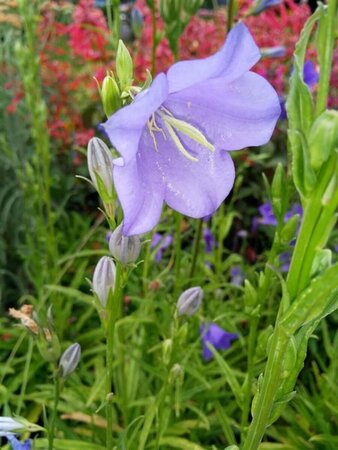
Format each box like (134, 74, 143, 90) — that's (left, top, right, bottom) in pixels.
(203, 227, 216, 253)
(250, 0, 281, 15)
(102, 23, 280, 236)
(230, 266, 245, 286)
(200, 323, 238, 361)
(6, 436, 31, 450)
(303, 61, 319, 91)
(151, 233, 172, 262)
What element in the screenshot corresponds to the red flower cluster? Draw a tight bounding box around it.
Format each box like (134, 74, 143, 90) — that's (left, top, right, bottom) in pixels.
(133, 0, 313, 97)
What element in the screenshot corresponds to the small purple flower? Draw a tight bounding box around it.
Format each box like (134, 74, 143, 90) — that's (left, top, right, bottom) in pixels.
(230, 266, 244, 286)
(200, 323, 238, 361)
(255, 202, 303, 229)
(151, 233, 172, 262)
(303, 61, 319, 91)
(258, 202, 278, 226)
(102, 23, 280, 236)
(203, 227, 216, 253)
(279, 251, 291, 273)
(6, 436, 31, 450)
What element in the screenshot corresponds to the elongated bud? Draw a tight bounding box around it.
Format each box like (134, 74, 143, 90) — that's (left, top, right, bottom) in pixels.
(59, 343, 81, 378)
(308, 110, 338, 171)
(109, 224, 141, 265)
(176, 287, 203, 316)
(261, 46, 286, 58)
(168, 363, 184, 386)
(271, 163, 287, 222)
(101, 75, 121, 117)
(87, 138, 114, 200)
(162, 338, 173, 365)
(116, 40, 133, 91)
(131, 7, 143, 38)
(93, 256, 116, 306)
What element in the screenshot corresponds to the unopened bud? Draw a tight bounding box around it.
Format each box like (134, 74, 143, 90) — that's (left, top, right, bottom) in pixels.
(308, 110, 338, 171)
(168, 363, 184, 386)
(87, 138, 114, 200)
(116, 40, 133, 91)
(93, 256, 116, 306)
(131, 8, 143, 38)
(101, 75, 122, 117)
(109, 224, 141, 265)
(59, 343, 81, 378)
(176, 287, 203, 316)
(162, 339, 173, 365)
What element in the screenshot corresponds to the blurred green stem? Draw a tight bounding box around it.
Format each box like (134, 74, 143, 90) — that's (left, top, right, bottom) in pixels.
(48, 371, 61, 450)
(189, 219, 203, 279)
(105, 262, 123, 448)
(227, 0, 236, 32)
(315, 0, 337, 117)
(149, 1, 157, 75)
(174, 213, 183, 297)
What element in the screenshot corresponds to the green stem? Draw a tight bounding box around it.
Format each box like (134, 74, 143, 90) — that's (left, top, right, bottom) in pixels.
(315, 0, 337, 117)
(48, 372, 61, 450)
(106, 262, 123, 449)
(242, 327, 290, 450)
(227, 0, 236, 32)
(112, 0, 121, 50)
(189, 219, 203, 279)
(150, 1, 157, 75)
(173, 213, 183, 297)
(286, 154, 336, 299)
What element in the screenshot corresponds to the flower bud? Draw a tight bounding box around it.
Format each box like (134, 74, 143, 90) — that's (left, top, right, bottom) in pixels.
(59, 343, 81, 378)
(92, 256, 116, 306)
(162, 338, 173, 365)
(308, 110, 338, 171)
(109, 224, 141, 266)
(261, 46, 286, 58)
(116, 40, 133, 91)
(131, 8, 143, 38)
(176, 287, 203, 317)
(87, 138, 114, 200)
(168, 363, 184, 386)
(101, 75, 122, 117)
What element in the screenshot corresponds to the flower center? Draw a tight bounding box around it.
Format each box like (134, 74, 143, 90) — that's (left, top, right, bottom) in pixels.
(147, 107, 215, 162)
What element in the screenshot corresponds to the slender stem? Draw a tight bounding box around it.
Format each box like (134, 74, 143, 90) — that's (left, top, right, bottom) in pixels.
(16, 336, 33, 415)
(242, 327, 289, 450)
(105, 262, 123, 449)
(173, 213, 182, 298)
(286, 154, 336, 300)
(315, 0, 337, 117)
(150, 1, 157, 75)
(227, 0, 236, 32)
(189, 219, 203, 279)
(48, 372, 61, 450)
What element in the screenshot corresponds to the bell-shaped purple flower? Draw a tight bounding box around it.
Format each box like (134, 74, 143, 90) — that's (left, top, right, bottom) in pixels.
(6, 436, 31, 450)
(151, 232, 172, 262)
(102, 23, 280, 236)
(200, 323, 238, 361)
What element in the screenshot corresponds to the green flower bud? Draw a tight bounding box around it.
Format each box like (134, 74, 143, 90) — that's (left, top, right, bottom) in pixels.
(176, 286, 203, 316)
(168, 363, 184, 386)
(87, 138, 114, 200)
(109, 224, 141, 266)
(116, 40, 133, 91)
(93, 256, 116, 307)
(162, 338, 173, 365)
(308, 110, 338, 171)
(131, 8, 143, 39)
(59, 343, 81, 378)
(271, 163, 287, 222)
(244, 279, 257, 309)
(280, 215, 299, 246)
(101, 75, 122, 117)
(36, 329, 61, 363)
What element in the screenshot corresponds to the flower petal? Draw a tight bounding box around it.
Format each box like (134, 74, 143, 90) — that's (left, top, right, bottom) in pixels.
(101, 73, 168, 164)
(166, 71, 281, 150)
(113, 156, 165, 236)
(139, 117, 235, 219)
(167, 23, 260, 93)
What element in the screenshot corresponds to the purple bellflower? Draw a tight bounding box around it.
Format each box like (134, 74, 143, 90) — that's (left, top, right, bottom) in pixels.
(200, 323, 238, 361)
(203, 227, 216, 253)
(250, 0, 281, 15)
(151, 232, 172, 262)
(102, 23, 280, 236)
(230, 266, 245, 286)
(303, 61, 319, 91)
(6, 436, 31, 450)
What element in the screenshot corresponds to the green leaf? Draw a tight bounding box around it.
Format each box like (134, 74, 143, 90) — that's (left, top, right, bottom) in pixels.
(158, 436, 205, 450)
